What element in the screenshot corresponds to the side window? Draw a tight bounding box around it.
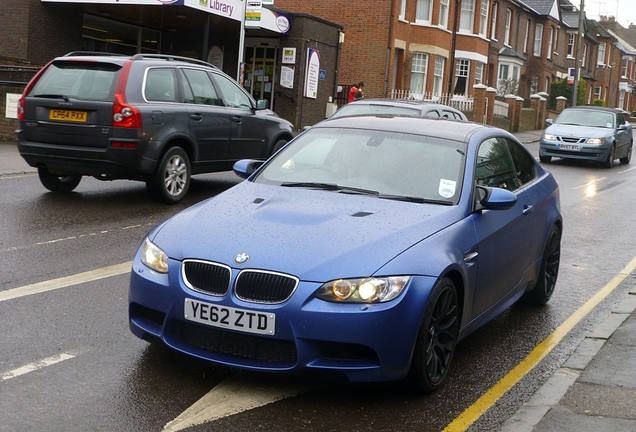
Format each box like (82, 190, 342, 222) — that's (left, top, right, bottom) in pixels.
(441, 110, 454, 119)
(213, 73, 253, 110)
(425, 110, 440, 118)
(475, 137, 519, 191)
(507, 139, 536, 187)
(144, 68, 177, 102)
(181, 68, 221, 105)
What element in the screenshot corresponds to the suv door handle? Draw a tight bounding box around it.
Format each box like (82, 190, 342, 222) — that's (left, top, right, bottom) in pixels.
(522, 204, 534, 215)
(232, 116, 242, 124)
(190, 114, 202, 121)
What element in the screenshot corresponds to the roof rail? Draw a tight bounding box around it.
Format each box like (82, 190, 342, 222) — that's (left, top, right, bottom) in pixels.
(64, 51, 128, 57)
(130, 53, 218, 69)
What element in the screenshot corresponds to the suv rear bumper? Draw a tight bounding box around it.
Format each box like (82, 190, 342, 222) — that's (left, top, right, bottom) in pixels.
(17, 132, 158, 179)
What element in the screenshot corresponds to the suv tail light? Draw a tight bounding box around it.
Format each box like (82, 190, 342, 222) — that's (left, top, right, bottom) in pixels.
(112, 60, 142, 128)
(17, 60, 54, 121)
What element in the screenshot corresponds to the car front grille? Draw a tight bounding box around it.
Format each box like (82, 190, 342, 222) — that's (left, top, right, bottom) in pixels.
(182, 260, 231, 296)
(174, 321, 297, 365)
(559, 136, 585, 143)
(235, 270, 299, 303)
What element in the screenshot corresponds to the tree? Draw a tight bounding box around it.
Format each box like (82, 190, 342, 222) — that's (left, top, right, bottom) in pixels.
(549, 78, 586, 109)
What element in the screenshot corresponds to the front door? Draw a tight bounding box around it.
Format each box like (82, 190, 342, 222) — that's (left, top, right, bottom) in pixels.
(243, 41, 279, 110)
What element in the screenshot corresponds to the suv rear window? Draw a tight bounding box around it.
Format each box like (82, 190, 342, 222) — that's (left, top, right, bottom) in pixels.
(29, 61, 120, 101)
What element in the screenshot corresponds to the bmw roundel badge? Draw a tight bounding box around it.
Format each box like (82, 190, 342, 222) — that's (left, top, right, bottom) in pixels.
(234, 253, 250, 264)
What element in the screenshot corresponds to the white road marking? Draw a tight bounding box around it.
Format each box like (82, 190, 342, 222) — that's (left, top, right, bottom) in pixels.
(163, 374, 316, 431)
(572, 177, 607, 189)
(1, 352, 77, 381)
(0, 262, 132, 303)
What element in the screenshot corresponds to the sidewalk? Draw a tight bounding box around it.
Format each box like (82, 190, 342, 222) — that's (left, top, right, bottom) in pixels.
(1, 133, 635, 431)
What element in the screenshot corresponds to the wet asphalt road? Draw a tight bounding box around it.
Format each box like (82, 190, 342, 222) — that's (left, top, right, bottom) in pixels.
(1, 145, 635, 432)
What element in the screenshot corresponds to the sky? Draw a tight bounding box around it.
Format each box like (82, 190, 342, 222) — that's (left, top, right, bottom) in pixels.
(571, 0, 636, 28)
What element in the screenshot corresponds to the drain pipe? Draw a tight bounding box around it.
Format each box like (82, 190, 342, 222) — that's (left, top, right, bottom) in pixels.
(383, 0, 395, 97)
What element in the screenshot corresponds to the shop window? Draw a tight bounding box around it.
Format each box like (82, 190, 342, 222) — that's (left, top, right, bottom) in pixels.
(82, 14, 160, 55)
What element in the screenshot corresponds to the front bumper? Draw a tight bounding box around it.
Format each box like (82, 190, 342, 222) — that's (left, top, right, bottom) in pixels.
(128, 253, 436, 383)
(539, 138, 611, 162)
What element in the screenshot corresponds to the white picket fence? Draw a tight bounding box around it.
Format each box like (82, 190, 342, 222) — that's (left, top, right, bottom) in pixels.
(390, 90, 474, 112)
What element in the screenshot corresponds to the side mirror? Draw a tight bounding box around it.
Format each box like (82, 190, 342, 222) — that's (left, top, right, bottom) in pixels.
(255, 99, 268, 110)
(233, 159, 264, 179)
(618, 124, 629, 131)
(475, 185, 517, 211)
(545, 118, 554, 125)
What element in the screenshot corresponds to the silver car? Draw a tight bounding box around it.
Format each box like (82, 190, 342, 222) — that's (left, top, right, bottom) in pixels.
(330, 99, 468, 121)
(539, 106, 633, 168)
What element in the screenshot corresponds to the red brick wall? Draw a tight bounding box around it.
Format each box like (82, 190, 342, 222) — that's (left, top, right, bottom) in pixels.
(274, 0, 392, 98)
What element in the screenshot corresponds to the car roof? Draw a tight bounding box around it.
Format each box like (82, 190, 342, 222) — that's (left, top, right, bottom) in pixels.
(345, 98, 462, 110)
(562, 106, 624, 114)
(314, 115, 487, 141)
(56, 51, 219, 70)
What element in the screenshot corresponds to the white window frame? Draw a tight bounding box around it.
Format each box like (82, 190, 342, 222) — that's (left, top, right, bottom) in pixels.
(460, 0, 475, 33)
(490, 2, 498, 40)
(433, 56, 445, 97)
(475, 62, 484, 84)
(598, 42, 606, 65)
(523, 19, 530, 53)
(547, 27, 554, 59)
(567, 33, 575, 57)
(454, 59, 470, 95)
(439, 0, 449, 29)
(534, 23, 543, 57)
(504, 9, 512, 46)
(582, 43, 587, 68)
(416, 0, 433, 24)
(479, 1, 489, 36)
(410, 52, 429, 94)
(399, 0, 406, 20)
(594, 86, 602, 100)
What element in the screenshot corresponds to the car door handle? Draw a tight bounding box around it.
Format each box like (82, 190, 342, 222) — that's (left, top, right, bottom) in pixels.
(190, 114, 202, 121)
(232, 116, 243, 124)
(522, 204, 534, 215)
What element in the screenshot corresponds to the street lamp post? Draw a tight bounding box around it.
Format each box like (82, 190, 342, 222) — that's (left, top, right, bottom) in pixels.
(572, 0, 585, 106)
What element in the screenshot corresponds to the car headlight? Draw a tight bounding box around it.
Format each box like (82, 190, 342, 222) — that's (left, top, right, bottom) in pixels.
(543, 133, 557, 141)
(315, 276, 410, 303)
(140, 237, 169, 273)
(585, 137, 605, 144)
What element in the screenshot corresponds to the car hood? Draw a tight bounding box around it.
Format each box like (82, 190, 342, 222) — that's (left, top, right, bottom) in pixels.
(546, 123, 612, 138)
(152, 182, 465, 281)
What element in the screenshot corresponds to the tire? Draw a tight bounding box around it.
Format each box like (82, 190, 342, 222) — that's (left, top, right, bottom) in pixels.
(521, 224, 561, 306)
(146, 147, 191, 204)
(271, 139, 288, 156)
(604, 145, 615, 168)
(408, 277, 460, 393)
(37, 167, 81, 192)
(539, 155, 552, 163)
(620, 143, 632, 165)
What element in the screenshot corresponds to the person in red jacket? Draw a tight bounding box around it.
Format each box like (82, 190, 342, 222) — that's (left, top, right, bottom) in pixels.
(348, 81, 363, 103)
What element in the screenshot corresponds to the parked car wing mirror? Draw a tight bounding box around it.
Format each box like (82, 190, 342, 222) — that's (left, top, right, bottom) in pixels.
(545, 119, 554, 125)
(256, 99, 268, 110)
(475, 185, 517, 211)
(233, 159, 264, 179)
(618, 124, 629, 131)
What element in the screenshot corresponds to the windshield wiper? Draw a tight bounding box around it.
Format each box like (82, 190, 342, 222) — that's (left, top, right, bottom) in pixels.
(377, 194, 453, 205)
(34, 94, 70, 101)
(280, 182, 379, 196)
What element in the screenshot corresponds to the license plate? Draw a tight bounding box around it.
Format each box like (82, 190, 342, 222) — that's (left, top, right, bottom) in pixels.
(184, 298, 275, 335)
(49, 109, 87, 123)
(559, 144, 580, 151)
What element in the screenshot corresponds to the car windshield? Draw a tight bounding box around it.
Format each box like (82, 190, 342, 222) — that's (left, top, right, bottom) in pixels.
(554, 109, 615, 128)
(330, 104, 421, 118)
(253, 127, 467, 205)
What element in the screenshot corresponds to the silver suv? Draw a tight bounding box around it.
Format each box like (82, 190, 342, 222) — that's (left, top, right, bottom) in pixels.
(17, 52, 295, 203)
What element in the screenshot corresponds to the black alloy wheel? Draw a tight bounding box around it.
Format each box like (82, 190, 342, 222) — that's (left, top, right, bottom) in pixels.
(604, 145, 615, 168)
(522, 224, 561, 306)
(620, 143, 632, 165)
(409, 277, 459, 393)
(37, 167, 81, 192)
(147, 146, 191, 204)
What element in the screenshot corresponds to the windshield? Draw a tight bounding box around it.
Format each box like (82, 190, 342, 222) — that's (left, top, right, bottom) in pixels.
(253, 127, 466, 205)
(330, 104, 421, 119)
(554, 109, 615, 128)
